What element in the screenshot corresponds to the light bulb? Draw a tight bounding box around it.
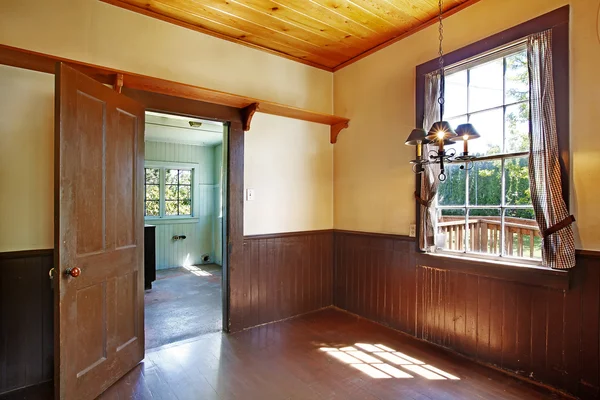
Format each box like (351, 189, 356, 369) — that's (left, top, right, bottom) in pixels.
(463, 135, 469, 141)
(437, 131, 445, 140)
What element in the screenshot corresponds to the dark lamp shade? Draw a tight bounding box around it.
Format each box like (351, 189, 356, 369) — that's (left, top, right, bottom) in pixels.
(426, 121, 457, 142)
(405, 128, 430, 146)
(455, 123, 480, 140)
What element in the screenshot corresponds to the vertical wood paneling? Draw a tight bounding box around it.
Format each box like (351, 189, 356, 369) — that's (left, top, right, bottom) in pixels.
(145, 140, 221, 269)
(333, 231, 600, 399)
(580, 260, 600, 396)
(239, 231, 333, 331)
(0, 250, 54, 395)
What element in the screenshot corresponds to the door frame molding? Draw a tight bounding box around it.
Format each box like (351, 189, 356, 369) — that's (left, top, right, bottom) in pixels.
(117, 88, 242, 333)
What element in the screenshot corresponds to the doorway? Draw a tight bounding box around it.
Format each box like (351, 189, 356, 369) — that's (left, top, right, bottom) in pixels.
(142, 111, 227, 349)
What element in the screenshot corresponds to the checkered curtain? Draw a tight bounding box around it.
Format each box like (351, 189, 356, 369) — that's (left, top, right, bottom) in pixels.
(528, 30, 575, 269)
(418, 71, 442, 250)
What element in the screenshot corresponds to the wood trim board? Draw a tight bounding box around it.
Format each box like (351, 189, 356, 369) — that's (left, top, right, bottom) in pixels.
(243, 229, 334, 241)
(0, 44, 350, 142)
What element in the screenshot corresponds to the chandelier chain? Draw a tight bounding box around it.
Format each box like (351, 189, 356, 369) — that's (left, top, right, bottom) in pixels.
(437, 0, 445, 121)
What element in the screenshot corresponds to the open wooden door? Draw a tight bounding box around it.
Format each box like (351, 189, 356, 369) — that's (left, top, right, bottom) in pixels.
(54, 63, 145, 400)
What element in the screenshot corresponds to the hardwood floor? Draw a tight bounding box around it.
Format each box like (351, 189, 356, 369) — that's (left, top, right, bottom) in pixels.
(2, 308, 567, 399)
(98, 308, 565, 400)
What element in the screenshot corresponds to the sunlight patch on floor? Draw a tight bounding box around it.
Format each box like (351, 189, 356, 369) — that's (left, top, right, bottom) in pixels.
(320, 343, 460, 381)
(183, 264, 213, 277)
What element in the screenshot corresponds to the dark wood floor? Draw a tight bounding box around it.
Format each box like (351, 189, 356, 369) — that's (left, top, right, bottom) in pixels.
(2, 308, 567, 400)
(99, 308, 565, 400)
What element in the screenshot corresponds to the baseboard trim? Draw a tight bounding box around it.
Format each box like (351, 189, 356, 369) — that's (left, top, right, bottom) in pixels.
(334, 229, 414, 242)
(0, 249, 53, 260)
(243, 229, 333, 240)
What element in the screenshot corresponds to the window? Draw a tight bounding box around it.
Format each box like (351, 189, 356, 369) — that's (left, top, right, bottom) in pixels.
(144, 163, 196, 219)
(434, 43, 541, 261)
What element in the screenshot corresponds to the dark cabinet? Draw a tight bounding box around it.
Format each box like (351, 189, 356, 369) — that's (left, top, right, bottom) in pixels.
(144, 225, 156, 289)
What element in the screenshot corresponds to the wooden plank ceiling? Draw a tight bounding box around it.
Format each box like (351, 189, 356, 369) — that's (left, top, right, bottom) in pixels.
(101, 0, 476, 71)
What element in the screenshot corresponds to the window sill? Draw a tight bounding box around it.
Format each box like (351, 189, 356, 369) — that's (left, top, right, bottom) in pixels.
(144, 217, 199, 225)
(415, 252, 570, 290)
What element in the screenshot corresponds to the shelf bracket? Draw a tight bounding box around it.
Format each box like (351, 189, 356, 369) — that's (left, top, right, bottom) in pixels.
(330, 121, 349, 144)
(242, 103, 259, 131)
(114, 73, 124, 93)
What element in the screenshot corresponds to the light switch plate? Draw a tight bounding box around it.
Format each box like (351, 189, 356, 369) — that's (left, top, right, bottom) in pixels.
(246, 189, 255, 201)
(409, 224, 416, 237)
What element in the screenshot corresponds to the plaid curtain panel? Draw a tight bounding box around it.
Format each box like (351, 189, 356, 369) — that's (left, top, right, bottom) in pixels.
(527, 30, 575, 269)
(418, 72, 442, 251)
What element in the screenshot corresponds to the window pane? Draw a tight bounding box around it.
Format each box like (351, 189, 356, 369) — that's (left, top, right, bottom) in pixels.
(179, 170, 191, 185)
(165, 184, 178, 200)
(166, 169, 179, 184)
(445, 115, 467, 155)
(467, 209, 501, 255)
(145, 200, 159, 217)
(505, 50, 529, 104)
(438, 164, 466, 206)
(179, 202, 191, 216)
(179, 185, 191, 200)
(505, 208, 540, 259)
(165, 201, 178, 216)
(505, 102, 530, 153)
(468, 159, 501, 206)
(467, 108, 503, 156)
(505, 156, 531, 205)
(145, 168, 160, 184)
(145, 184, 159, 201)
(436, 209, 466, 251)
(469, 59, 503, 112)
(444, 70, 467, 118)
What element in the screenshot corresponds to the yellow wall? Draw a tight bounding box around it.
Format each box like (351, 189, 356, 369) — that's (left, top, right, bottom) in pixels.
(0, 66, 54, 251)
(0, 0, 334, 251)
(244, 114, 333, 235)
(333, 0, 600, 250)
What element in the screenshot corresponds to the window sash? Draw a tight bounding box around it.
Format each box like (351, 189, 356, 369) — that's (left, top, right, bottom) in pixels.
(144, 162, 198, 219)
(435, 46, 537, 261)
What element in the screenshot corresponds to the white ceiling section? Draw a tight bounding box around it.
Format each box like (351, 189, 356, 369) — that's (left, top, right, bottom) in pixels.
(144, 111, 224, 146)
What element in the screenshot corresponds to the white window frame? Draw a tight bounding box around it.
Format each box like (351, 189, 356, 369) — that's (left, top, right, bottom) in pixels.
(144, 161, 200, 223)
(432, 40, 542, 266)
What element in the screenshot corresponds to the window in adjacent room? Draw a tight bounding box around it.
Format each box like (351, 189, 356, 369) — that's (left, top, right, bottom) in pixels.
(144, 163, 196, 218)
(434, 42, 541, 261)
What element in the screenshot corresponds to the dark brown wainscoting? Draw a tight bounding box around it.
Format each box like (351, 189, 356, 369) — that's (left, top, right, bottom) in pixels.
(235, 230, 334, 331)
(0, 250, 54, 396)
(333, 231, 600, 399)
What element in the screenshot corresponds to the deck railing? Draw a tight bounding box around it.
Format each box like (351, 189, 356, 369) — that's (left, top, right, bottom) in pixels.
(438, 216, 541, 258)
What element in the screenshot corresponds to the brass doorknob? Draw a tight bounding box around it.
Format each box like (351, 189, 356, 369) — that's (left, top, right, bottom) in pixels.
(65, 267, 81, 278)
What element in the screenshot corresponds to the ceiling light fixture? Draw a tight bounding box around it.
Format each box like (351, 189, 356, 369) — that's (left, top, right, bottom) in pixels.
(405, 0, 479, 181)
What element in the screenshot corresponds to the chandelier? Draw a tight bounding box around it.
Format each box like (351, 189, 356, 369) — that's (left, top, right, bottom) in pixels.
(405, 0, 480, 181)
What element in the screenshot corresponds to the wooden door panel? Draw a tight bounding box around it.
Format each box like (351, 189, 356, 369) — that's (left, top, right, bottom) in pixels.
(56, 63, 145, 400)
(115, 109, 137, 249)
(115, 271, 138, 349)
(75, 91, 106, 256)
(75, 284, 108, 375)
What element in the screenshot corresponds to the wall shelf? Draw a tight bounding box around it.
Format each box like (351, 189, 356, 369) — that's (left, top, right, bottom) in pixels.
(0, 44, 349, 142)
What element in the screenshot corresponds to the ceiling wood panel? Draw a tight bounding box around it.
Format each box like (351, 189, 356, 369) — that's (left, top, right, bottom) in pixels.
(102, 0, 479, 71)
